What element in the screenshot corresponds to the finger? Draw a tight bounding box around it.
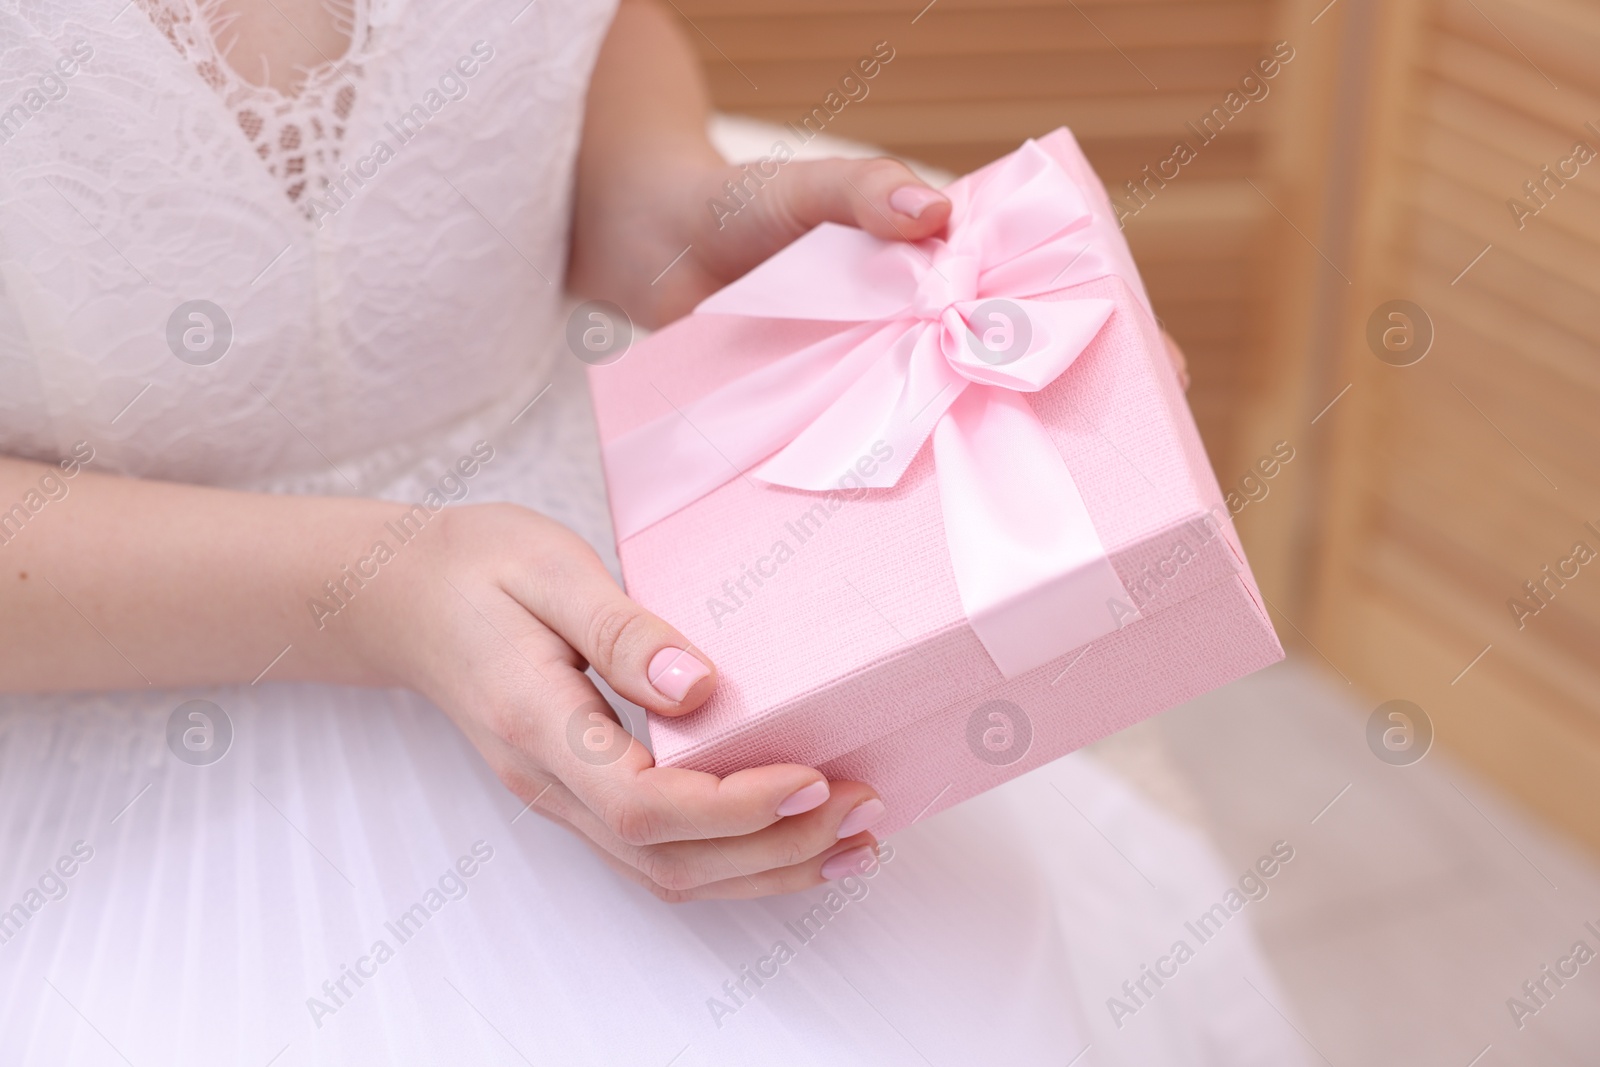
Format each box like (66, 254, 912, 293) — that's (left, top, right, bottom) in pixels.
(667, 836, 883, 901)
(524, 773, 881, 889)
(634, 785, 884, 890)
(629, 837, 885, 902)
(524, 669, 833, 844)
(442, 594, 828, 853)
(590, 781, 883, 891)
(506, 530, 716, 715)
(581, 828, 883, 902)
(762, 157, 951, 244)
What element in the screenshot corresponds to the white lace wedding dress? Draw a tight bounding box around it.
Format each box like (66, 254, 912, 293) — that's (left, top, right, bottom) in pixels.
(0, 2, 1308, 1063)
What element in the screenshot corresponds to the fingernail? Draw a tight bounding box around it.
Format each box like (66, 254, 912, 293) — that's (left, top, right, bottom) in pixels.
(820, 844, 879, 881)
(888, 185, 945, 219)
(836, 798, 886, 839)
(647, 647, 710, 702)
(776, 780, 829, 817)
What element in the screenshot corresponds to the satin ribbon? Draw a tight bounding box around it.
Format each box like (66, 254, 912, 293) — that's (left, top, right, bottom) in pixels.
(606, 137, 1146, 678)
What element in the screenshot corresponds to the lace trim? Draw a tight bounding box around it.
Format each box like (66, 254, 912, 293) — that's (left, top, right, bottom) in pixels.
(134, 0, 370, 214)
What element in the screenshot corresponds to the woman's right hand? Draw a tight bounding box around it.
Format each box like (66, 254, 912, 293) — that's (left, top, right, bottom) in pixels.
(351, 502, 886, 901)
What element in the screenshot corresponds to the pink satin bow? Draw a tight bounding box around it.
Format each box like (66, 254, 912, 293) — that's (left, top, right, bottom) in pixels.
(606, 137, 1145, 677)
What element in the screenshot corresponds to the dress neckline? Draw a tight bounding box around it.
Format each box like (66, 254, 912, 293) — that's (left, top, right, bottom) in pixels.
(133, 0, 371, 215)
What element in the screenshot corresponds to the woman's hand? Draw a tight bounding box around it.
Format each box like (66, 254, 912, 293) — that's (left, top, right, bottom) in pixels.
(0, 457, 883, 901)
(353, 503, 886, 901)
(643, 156, 952, 327)
(569, 0, 1199, 401)
(568, 0, 951, 327)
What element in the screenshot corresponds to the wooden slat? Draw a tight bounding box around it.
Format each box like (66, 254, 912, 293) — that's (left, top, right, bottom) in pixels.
(730, 92, 1277, 147)
(1407, 269, 1600, 397)
(1306, 0, 1600, 854)
(1431, 0, 1600, 95)
(680, 3, 1270, 54)
(1407, 202, 1600, 345)
(1139, 258, 1256, 301)
(704, 47, 1275, 105)
(679, 0, 1257, 14)
(1342, 581, 1600, 853)
(1364, 529, 1600, 714)
(1413, 83, 1600, 247)
(1402, 118, 1600, 254)
(1424, 32, 1600, 133)
(1377, 385, 1596, 533)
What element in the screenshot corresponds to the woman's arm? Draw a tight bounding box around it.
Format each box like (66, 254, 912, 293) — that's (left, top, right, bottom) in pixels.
(0, 454, 383, 690)
(0, 1, 931, 899)
(1, 453, 880, 898)
(568, 0, 952, 327)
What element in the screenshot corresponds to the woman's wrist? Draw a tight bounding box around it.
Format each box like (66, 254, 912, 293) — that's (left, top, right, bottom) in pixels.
(296, 496, 461, 694)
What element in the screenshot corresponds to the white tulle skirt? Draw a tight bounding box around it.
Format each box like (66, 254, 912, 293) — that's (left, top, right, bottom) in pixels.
(0, 357, 1307, 1066)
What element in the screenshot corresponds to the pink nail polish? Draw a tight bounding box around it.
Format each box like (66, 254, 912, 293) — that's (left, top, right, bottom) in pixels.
(647, 647, 710, 702)
(776, 780, 829, 817)
(836, 798, 886, 839)
(888, 185, 946, 219)
(820, 844, 879, 881)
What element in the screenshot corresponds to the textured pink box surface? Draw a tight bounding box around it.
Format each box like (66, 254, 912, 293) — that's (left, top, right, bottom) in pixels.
(588, 130, 1283, 836)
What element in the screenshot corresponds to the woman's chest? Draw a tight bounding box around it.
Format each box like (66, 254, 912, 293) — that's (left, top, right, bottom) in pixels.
(0, 0, 618, 485)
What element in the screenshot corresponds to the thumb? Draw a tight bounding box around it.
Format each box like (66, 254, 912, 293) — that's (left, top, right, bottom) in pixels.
(510, 540, 716, 717)
(762, 157, 951, 244)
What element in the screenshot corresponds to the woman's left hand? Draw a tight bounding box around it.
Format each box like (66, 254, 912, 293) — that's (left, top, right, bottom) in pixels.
(647, 157, 952, 324)
(567, 0, 951, 327)
(574, 145, 951, 328)
(568, 0, 1193, 386)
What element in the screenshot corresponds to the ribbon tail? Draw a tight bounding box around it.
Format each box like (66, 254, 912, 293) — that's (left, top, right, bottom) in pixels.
(757, 323, 967, 490)
(932, 386, 1136, 678)
(696, 223, 927, 321)
(603, 322, 890, 539)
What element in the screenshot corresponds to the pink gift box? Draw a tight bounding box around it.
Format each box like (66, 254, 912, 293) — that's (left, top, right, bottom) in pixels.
(588, 129, 1282, 836)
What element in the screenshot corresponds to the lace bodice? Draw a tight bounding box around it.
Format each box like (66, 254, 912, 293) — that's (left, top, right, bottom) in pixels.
(132, 0, 369, 212)
(0, 0, 617, 492)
